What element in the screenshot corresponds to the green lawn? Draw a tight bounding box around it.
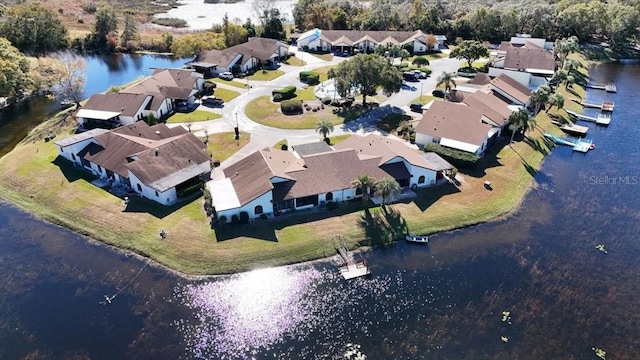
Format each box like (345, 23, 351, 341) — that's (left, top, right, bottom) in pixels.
(207, 131, 250, 162)
(248, 69, 285, 81)
(410, 95, 441, 105)
(0, 55, 591, 275)
(214, 87, 241, 102)
(210, 78, 247, 89)
(312, 66, 336, 83)
(285, 56, 305, 66)
(166, 109, 221, 123)
(245, 95, 372, 129)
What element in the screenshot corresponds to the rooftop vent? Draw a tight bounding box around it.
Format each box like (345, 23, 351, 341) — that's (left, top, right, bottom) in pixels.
(155, 148, 159, 156)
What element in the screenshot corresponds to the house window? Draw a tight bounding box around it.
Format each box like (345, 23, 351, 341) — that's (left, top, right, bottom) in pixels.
(136, 183, 142, 192)
(355, 188, 362, 196)
(325, 192, 333, 201)
(255, 205, 263, 215)
(418, 176, 426, 184)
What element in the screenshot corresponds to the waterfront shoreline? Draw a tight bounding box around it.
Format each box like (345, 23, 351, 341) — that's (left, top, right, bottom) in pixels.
(0, 60, 587, 275)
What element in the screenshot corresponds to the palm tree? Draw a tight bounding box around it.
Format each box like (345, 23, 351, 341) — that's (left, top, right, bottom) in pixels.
(352, 174, 376, 203)
(529, 85, 551, 114)
(315, 119, 334, 140)
(375, 177, 400, 205)
(436, 71, 456, 100)
(546, 92, 565, 113)
(508, 108, 536, 145)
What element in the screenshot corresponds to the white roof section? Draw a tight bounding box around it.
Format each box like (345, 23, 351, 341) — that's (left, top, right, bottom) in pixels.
(298, 28, 322, 43)
(76, 109, 121, 120)
(207, 178, 241, 211)
(149, 162, 211, 193)
(53, 128, 109, 147)
(440, 138, 480, 154)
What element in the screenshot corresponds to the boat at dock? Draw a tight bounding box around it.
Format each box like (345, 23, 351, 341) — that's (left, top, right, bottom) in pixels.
(551, 121, 589, 136)
(543, 133, 594, 153)
(571, 98, 615, 112)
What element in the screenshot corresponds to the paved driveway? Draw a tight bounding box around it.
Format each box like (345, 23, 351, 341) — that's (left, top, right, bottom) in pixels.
(175, 50, 462, 170)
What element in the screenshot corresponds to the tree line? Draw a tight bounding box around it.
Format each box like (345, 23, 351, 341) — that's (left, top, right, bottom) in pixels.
(293, 0, 639, 53)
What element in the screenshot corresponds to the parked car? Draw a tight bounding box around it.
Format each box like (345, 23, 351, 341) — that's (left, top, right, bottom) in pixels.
(409, 103, 423, 113)
(201, 96, 224, 106)
(414, 70, 428, 79)
(402, 71, 419, 82)
(219, 72, 234, 80)
(432, 89, 446, 98)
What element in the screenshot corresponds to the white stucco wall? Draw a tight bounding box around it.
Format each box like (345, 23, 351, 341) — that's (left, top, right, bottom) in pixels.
(488, 68, 532, 87)
(129, 172, 177, 205)
(56, 138, 97, 163)
(217, 191, 274, 221)
(415, 133, 436, 147)
(408, 165, 437, 187)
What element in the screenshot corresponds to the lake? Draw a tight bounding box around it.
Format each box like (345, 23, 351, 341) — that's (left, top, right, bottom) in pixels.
(154, 0, 297, 30)
(1, 62, 639, 359)
(0, 54, 187, 158)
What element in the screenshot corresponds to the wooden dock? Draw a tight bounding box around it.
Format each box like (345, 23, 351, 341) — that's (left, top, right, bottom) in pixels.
(586, 83, 617, 93)
(580, 101, 615, 112)
(565, 109, 612, 125)
(551, 120, 589, 136)
(335, 236, 370, 280)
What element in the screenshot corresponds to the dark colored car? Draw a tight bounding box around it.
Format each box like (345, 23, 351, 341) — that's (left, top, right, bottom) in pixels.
(202, 96, 224, 106)
(403, 71, 419, 82)
(432, 89, 446, 98)
(409, 103, 423, 113)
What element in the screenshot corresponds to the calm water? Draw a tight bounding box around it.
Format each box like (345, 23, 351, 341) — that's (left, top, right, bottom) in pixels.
(0, 54, 186, 157)
(1, 63, 639, 359)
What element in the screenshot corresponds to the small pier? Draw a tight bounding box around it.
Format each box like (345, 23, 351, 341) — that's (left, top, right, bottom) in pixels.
(565, 109, 612, 125)
(570, 98, 615, 112)
(335, 236, 370, 280)
(586, 83, 617, 93)
(551, 120, 589, 136)
(544, 133, 594, 153)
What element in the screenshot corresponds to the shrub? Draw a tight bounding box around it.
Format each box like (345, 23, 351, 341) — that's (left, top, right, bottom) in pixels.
(321, 96, 332, 104)
(273, 93, 283, 102)
(260, 213, 268, 220)
(300, 71, 320, 84)
(152, 18, 188, 28)
(281, 99, 303, 115)
(239, 211, 249, 224)
(413, 56, 429, 67)
(424, 143, 481, 166)
(272, 86, 297, 101)
(77, 18, 84, 24)
(82, 3, 97, 14)
(326, 201, 339, 210)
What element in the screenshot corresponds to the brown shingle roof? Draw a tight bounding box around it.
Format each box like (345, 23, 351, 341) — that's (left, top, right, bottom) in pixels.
(415, 101, 493, 146)
(83, 93, 149, 117)
(82, 122, 188, 178)
(335, 134, 440, 170)
(462, 91, 513, 126)
(125, 134, 210, 192)
(468, 73, 491, 85)
(122, 68, 199, 107)
(503, 43, 555, 72)
(279, 149, 394, 199)
(490, 73, 532, 105)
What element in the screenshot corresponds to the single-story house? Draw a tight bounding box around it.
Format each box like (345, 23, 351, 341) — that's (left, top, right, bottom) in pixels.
(207, 134, 452, 220)
(76, 92, 151, 129)
(414, 101, 498, 156)
(490, 40, 556, 86)
(189, 37, 289, 77)
(489, 73, 532, 107)
(78, 68, 204, 129)
(54, 121, 211, 205)
(461, 90, 518, 134)
(295, 29, 444, 54)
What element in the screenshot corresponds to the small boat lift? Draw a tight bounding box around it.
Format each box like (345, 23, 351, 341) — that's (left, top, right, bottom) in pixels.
(335, 235, 370, 280)
(544, 133, 595, 153)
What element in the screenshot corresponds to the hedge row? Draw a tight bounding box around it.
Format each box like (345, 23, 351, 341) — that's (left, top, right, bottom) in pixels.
(424, 142, 481, 167)
(299, 71, 320, 85)
(272, 85, 297, 102)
